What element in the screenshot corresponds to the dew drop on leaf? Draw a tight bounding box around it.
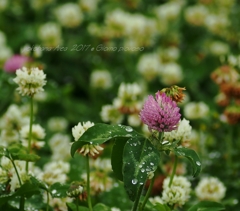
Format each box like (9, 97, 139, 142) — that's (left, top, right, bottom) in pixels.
(132, 179, 138, 185)
(196, 161, 201, 166)
(125, 126, 133, 132)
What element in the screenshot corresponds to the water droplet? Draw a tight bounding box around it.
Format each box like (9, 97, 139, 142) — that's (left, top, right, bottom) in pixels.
(132, 179, 138, 185)
(141, 168, 145, 172)
(162, 140, 169, 145)
(148, 147, 152, 150)
(133, 142, 137, 146)
(139, 164, 142, 168)
(140, 182, 144, 185)
(150, 162, 154, 166)
(52, 189, 57, 194)
(196, 161, 201, 166)
(89, 142, 93, 144)
(125, 126, 133, 132)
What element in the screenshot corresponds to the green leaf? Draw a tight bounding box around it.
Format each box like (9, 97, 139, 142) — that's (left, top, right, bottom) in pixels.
(188, 201, 225, 211)
(93, 203, 111, 211)
(122, 137, 160, 201)
(66, 202, 89, 211)
(154, 203, 172, 211)
(7, 143, 40, 162)
(0, 177, 42, 206)
(71, 123, 142, 157)
(49, 182, 70, 198)
(173, 147, 201, 177)
(111, 137, 129, 181)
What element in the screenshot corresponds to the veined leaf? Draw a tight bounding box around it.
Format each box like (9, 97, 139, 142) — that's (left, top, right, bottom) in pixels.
(173, 147, 201, 177)
(71, 123, 142, 157)
(111, 137, 129, 181)
(122, 137, 160, 201)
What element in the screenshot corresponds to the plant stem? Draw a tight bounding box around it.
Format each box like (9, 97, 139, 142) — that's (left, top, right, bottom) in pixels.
(168, 155, 178, 187)
(10, 157, 22, 186)
(140, 174, 155, 211)
(46, 191, 50, 211)
(76, 197, 79, 211)
(227, 126, 233, 169)
(86, 155, 93, 211)
(26, 96, 34, 172)
(131, 184, 144, 211)
(9, 156, 25, 210)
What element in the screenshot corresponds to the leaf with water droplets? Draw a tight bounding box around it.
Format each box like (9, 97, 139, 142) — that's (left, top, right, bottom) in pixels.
(50, 182, 70, 198)
(122, 137, 160, 201)
(71, 123, 142, 157)
(173, 147, 201, 177)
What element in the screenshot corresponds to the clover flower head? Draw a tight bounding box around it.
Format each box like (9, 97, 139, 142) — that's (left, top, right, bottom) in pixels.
(13, 66, 47, 96)
(72, 121, 94, 141)
(195, 177, 226, 202)
(164, 118, 192, 143)
(67, 181, 84, 198)
(77, 144, 104, 157)
(140, 91, 181, 132)
(162, 176, 191, 206)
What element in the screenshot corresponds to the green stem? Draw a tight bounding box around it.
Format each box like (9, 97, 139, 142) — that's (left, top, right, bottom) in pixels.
(76, 197, 79, 211)
(26, 96, 34, 172)
(168, 155, 178, 187)
(10, 158, 22, 186)
(131, 184, 144, 211)
(9, 156, 25, 210)
(46, 191, 50, 211)
(86, 155, 93, 211)
(140, 174, 156, 211)
(227, 126, 233, 169)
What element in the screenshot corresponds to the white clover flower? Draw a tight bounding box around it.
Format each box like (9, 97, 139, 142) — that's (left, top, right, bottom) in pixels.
(77, 144, 104, 157)
(47, 117, 68, 132)
(90, 158, 112, 172)
(137, 53, 162, 81)
(204, 14, 230, 35)
(13, 67, 46, 97)
(100, 104, 124, 124)
(113, 82, 143, 113)
(0, 45, 12, 64)
(208, 41, 229, 56)
(127, 113, 141, 127)
(155, 1, 184, 22)
(79, 0, 99, 12)
(160, 63, 183, 85)
(184, 102, 209, 120)
(0, 167, 8, 183)
(43, 192, 72, 211)
(0, 0, 8, 11)
(38, 22, 62, 47)
(105, 9, 129, 37)
(9, 161, 30, 192)
(149, 196, 164, 205)
(38, 161, 70, 185)
(195, 177, 226, 201)
(162, 176, 191, 206)
(184, 4, 208, 26)
(72, 121, 94, 141)
(90, 70, 113, 89)
(55, 3, 83, 28)
(20, 124, 46, 149)
(49, 133, 71, 161)
(81, 170, 114, 194)
(164, 118, 192, 143)
(158, 46, 180, 62)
